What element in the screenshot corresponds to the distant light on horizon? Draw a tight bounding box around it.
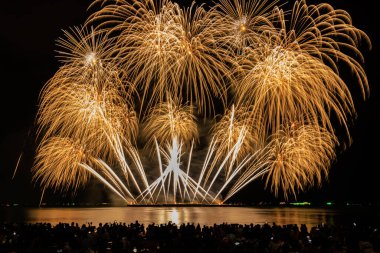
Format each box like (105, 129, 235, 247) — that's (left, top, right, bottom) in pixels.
(290, 202, 311, 206)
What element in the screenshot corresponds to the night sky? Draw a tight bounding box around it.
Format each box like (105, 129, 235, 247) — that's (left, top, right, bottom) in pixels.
(0, 0, 379, 206)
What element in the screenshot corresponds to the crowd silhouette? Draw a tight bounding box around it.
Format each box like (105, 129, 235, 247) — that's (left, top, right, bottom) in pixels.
(1, 220, 379, 252)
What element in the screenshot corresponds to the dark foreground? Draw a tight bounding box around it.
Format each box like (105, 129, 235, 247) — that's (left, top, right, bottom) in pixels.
(1, 221, 379, 253)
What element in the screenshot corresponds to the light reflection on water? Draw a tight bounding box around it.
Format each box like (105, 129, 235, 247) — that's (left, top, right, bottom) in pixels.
(19, 207, 354, 228)
(1, 207, 376, 228)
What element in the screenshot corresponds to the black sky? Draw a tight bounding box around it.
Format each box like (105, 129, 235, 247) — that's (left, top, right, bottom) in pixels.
(0, 0, 379, 205)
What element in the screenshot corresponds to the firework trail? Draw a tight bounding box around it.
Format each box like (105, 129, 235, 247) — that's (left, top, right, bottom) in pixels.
(207, 105, 259, 182)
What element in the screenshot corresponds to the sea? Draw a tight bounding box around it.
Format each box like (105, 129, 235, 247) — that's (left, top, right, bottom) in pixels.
(1, 206, 379, 228)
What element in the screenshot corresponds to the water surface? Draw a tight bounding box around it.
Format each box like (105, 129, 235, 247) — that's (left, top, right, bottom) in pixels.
(1, 206, 378, 228)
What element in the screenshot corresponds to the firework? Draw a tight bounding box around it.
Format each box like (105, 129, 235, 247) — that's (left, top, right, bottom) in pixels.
(55, 26, 115, 67)
(210, 105, 259, 178)
(33, 137, 140, 203)
(37, 28, 138, 161)
(264, 124, 337, 199)
(31, 0, 370, 203)
(234, 44, 354, 140)
(275, 0, 370, 98)
(167, 4, 232, 115)
(215, 0, 279, 53)
(33, 137, 92, 193)
(87, 0, 231, 115)
(87, 0, 185, 111)
(143, 98, 198, 149)
(137, 137, 212, 203)
(233, 0, 370, 140)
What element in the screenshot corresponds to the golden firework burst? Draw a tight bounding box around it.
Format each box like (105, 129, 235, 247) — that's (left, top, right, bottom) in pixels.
(31, 0, 370, 203)
(143, 97, 198, 149)
(33, 137, 92, 193)
(87, 0, 232, 115)
(264, 124, 337, 199)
